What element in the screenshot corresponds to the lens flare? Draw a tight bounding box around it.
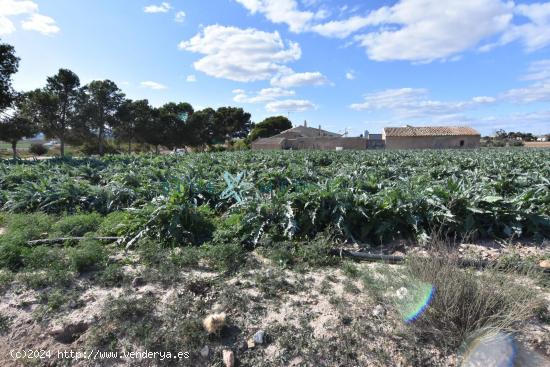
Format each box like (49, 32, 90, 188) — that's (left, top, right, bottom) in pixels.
(459, 330, 550, 367)
(394, 281, 435, 323)
(460, 331, 516, 367)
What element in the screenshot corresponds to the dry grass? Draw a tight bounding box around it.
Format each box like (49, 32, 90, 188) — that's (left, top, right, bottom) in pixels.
(405, 251, 540, 350)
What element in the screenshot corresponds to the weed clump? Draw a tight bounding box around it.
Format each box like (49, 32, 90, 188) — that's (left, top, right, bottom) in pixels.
(51, 213, 103, 237)
(362, 248, 542, 351)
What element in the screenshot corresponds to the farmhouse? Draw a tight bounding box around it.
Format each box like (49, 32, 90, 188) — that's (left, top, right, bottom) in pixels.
(383, 126, 481, 149)
(251, 122, 384, 151)
(251, 123, 481, 151)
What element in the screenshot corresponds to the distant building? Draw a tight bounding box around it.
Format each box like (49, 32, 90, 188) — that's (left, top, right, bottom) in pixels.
(383, 126, 481, 149)
(251, 123, 481, 151)
(251, 122, 376, 151)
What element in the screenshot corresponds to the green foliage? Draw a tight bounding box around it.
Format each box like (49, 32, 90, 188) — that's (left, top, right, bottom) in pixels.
(98, 263, 125, 287)
(0, 41, 19, 111)
(0, 213, 54, 245)
(249, 115, 292, 141)
(200, 243, 246, 272)
(29, 143, 48, 156)
(67, 240, 107, 273)
(97, 211, 130, 236)
(260, 235, 340, 269)
(22, 245, 65, 270)
(0, 242, 27, 271)
(51, 212, 103, 237)
(0, 150, 549, 244)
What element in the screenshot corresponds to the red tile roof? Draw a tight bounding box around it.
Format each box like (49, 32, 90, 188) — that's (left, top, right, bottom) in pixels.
(384, 126, 480, 137)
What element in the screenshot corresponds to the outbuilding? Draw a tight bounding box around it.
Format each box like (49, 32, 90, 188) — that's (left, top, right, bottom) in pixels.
(383, 126, 481, 149)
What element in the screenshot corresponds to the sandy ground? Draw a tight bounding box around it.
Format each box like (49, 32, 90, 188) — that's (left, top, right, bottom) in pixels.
(0, 242, 548, 366)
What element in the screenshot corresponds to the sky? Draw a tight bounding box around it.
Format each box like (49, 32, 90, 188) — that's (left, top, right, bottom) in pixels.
(1, 0, 550, 136)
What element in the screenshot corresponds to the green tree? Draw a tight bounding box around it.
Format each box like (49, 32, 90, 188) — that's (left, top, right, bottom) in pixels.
(158, 102, 194, 150)
(213, 107, 252, 144)
(137, 107, 163, 153)
(0, 96, 37, 159)
(114, 99, 156, 153)
(249, 115, 292, 141)
(81, 80, 125, 156)
(187, 108, 216, 149)
(0, 40, 19, 113)
(44, 69, 81, 156)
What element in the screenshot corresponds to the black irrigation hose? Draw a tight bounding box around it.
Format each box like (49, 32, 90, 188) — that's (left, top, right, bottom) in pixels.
(330, 249, 550, 274)
(27, 237, 122, 246)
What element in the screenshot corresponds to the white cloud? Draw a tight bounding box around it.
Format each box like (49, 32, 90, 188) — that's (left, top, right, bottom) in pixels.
(186, 75, 197, 82)
(235, 0, 550, 61)
(502, 59, 550, 103)
(175, 10, 186, 23)
(140, 81, 168, 90)
(179, 25, 301, 82)
(354, 0, 514, 62)
(345, 70, 356, 80)
(497, 2, 550, 52)
(271, 71, 329, 87)
(235, 0, 315, 32)
(310, 16, 373, 39)
(21, 14, 59, 35)
(236, 0, 370, 37)
(233, 87, 295, 103)
(0, 0, 59, 35)
(266, 99, 316, 112)
(0, 0, 38, 15)
(0, 16, 16, 35)
(350, 88, 496, 118)
(503, 81, 550, 103)
(521, 59, 550, 81)
(144, 2, 171, 13)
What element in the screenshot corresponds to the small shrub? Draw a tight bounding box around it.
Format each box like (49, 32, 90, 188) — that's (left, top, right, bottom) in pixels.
(29, 143, 48, 156)
(68, 240, 107, 273)
(97, 211, 130, 236)
(342, 261, 360, 278)
(508, 140, 525, 147)
(0, 270, 14, 293)
(98, 263, 125, 287)
(51, 213, 103, 237)
(362, 250, 541, 351)
(20, 268, 74, 289)
(260, 235, 340, 269)
(0, 213, 54, 245)
(22, 246, 66, 270)
(0, 243, 27, 271)
(201, 243, 246, 273)
(80, 142, 119, 156)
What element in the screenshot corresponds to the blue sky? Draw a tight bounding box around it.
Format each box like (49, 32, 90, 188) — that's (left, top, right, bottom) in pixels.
(1, 0, 550, 136)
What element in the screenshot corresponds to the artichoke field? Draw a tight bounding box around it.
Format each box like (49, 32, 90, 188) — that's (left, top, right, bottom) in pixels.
(0, 149, 548, 245)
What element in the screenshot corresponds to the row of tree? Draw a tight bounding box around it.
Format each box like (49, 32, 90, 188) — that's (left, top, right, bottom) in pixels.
(0, 40, 294, 158)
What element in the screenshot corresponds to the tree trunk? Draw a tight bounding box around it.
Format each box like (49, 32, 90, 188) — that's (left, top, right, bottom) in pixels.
(155, 145, 159, 154)
(11, 141, 17, 160)
(128, 140, 132, 154)
(60, 139, 65, 158)
(98, 125, 105, 156)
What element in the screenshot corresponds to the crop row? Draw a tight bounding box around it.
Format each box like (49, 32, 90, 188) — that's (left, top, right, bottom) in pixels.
(0, 149, 549, 244)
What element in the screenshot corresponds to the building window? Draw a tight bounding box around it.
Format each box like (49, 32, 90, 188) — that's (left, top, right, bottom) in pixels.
(460, 140, 465, 147)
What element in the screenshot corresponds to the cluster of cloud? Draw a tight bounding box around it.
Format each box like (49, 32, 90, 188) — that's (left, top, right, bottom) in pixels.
(503, 59, 550, 103)
(350, 88, 496, 119)
(0, 0, 60, 36)
(144, 2, 185, 23)
(351, 59, 550, 126)
(178, 25, 328, 111)
(235, 0, 550, 63)
(140, 81, 168, 90)
(231, 87, 314, 112)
